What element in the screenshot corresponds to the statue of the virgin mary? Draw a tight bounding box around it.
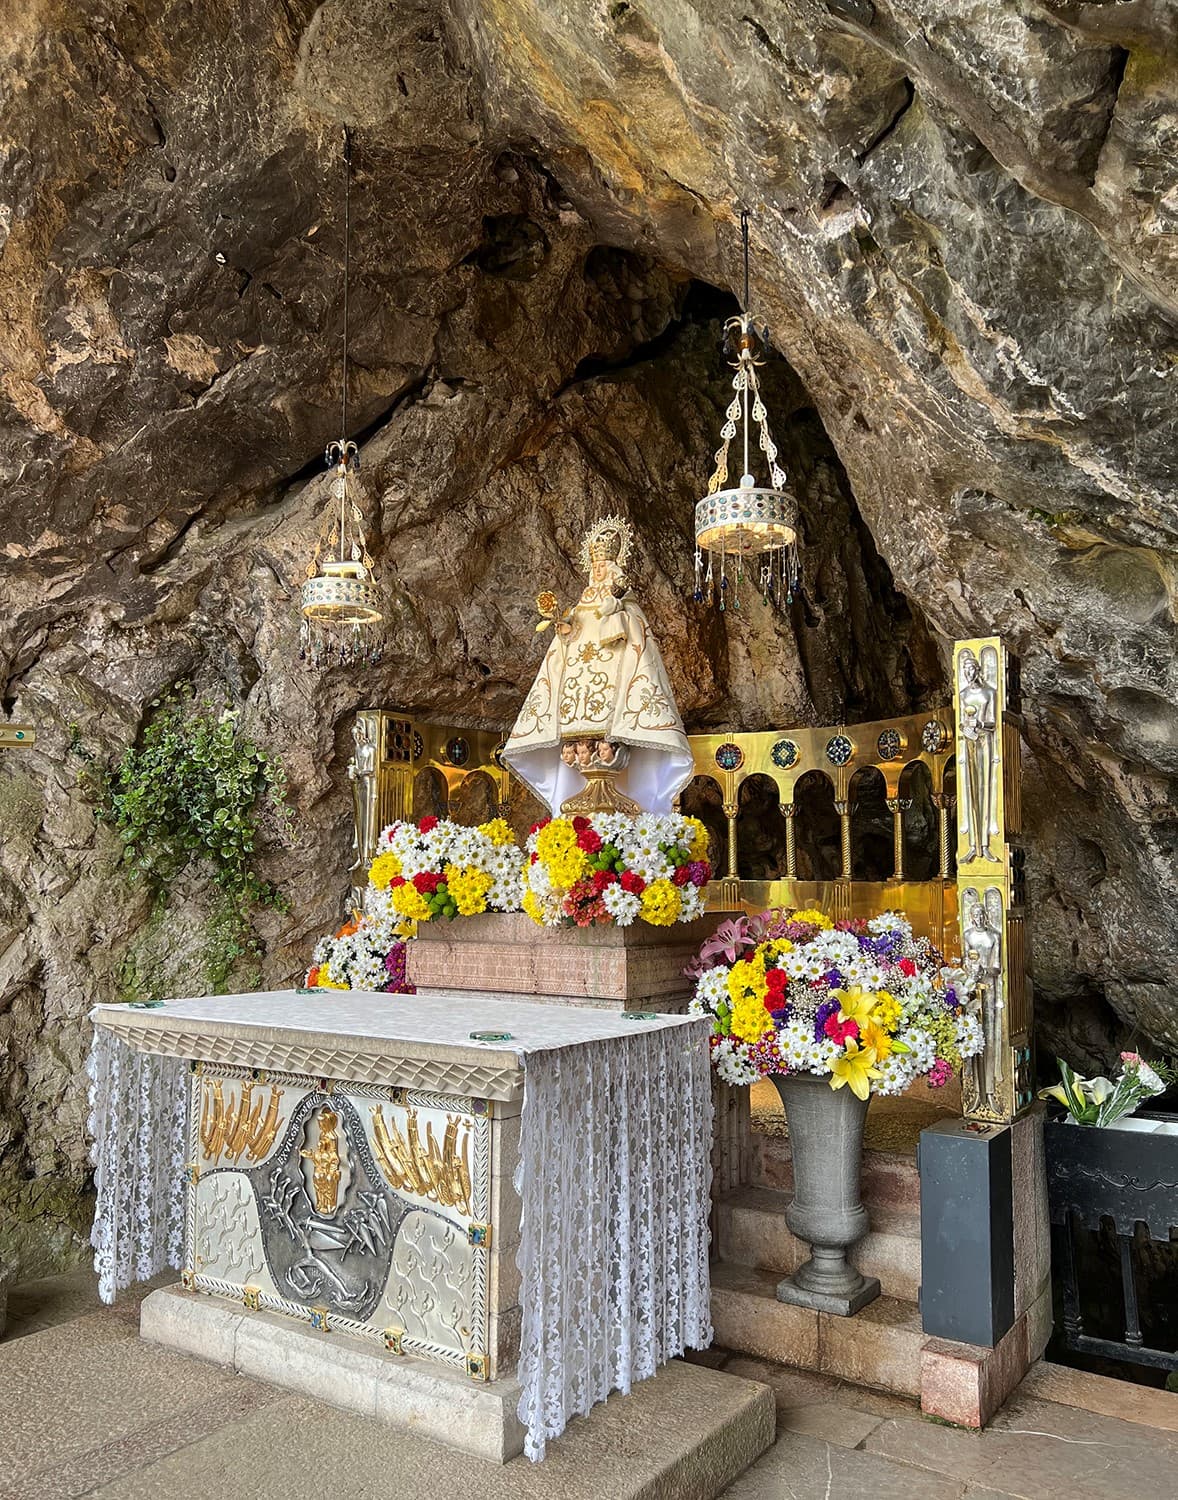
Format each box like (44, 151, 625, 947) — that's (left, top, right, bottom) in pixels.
(502, 516, 694, 816)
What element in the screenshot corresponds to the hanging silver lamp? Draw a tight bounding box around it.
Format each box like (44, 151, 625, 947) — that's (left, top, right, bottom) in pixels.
(694, 210, 799, 612)
(299, 127, 384, 668)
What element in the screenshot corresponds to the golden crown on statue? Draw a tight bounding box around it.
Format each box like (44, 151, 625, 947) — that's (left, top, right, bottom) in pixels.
(579, 514, 634, 575)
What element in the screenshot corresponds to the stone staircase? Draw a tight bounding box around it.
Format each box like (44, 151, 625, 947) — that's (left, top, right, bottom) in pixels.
(710, 1108, 1055, 1426)
(711, 1132, 927, 1398)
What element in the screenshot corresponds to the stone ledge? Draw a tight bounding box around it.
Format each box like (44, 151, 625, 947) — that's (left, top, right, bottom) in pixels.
(141, 1285, 526, 1463)
(714, 1186, 922, 1302)
(141, 1284, 776, 1491)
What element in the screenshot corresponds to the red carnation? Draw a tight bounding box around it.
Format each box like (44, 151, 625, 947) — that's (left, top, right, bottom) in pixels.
(620, 871, 646, 895)
(671, 866, 691, 887)
(577, 828, 604, 853)
(418, 815, 439, 834)
(413, 871, 444, 895)
(897, 957, 917, 977)
(390, 875, 406, 888)
(591, 869, 615, 894)
(572, 815, 591, 833)
(765, 968, 787, 994)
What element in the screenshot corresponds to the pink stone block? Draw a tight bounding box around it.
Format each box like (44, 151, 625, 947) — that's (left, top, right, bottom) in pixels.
(920, 1312, 1031, 1428)
(408, 911, 720, 1007)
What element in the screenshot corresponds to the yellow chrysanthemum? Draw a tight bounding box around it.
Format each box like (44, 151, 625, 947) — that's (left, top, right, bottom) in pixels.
(444, 863, 493, 917)
(829, 1041, 882, 1101)
(730, 990, 774, 1042)
(368, 851, 403, 891)
(793, 908, 833, 930)
(315, 965, 348, 991)
(522, 888, 547, 925)
(640, 877, 682, 927)
(683, 817, 710, 861)
(767, 938, 794, 957)
(391, 882, 432, 921)
(873, 992, 902, 1030)
(478, 818, 515, 847)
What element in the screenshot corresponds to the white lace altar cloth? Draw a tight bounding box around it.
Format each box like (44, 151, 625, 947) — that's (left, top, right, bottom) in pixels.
(88, 991, 713, 1461)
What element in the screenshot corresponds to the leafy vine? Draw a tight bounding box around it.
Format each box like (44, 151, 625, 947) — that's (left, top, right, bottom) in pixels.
(75, 692, 291, 995)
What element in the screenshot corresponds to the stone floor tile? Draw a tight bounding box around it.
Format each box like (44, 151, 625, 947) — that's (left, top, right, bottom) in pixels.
(778, 1403, 885, 1448)
(722, 1430, 969, 1500)
(1018, 1361, 1178, 1435)
(3, 1269, 171, 1343)
(88, 1360, 773, 1500)
(723, 1353, 919, 1419)
(0, 1312, 242, 1489)
(863, 1416, 996, 1482)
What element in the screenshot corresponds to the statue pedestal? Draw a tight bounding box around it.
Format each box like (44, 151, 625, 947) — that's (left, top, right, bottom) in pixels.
(408, 912, 720, 1012)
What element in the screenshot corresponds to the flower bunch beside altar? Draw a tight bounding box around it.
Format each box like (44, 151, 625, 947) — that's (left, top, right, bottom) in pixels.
(522, 811, 712, 929)
(369, 814, 524, 921)
(689, 908, 983, 1096)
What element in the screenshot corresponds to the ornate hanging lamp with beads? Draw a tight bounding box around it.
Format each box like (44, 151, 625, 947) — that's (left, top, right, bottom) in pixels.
(694, 210, 799, 612)
(300, 126, 383, 668)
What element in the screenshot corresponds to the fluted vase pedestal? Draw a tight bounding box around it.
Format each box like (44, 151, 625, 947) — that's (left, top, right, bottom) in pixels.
(769, 1073, 881, 1317)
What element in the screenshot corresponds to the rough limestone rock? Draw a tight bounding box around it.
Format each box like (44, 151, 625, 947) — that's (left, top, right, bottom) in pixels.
(0, 0, 1175, 1275)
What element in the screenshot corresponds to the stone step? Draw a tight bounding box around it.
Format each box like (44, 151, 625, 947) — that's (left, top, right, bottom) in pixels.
(714, 1186, 922, 1304)
(710, 1261, 925, 1399)
(750, 1133, 921, 1213)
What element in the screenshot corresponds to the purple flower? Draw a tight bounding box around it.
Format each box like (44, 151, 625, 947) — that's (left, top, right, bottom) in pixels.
(814, 996, 841, 1041)
(687, 860, 710, 889)
(942, 985, 958, 1009)
(822, 968, 843, 987)
(383, 942, 415, 994)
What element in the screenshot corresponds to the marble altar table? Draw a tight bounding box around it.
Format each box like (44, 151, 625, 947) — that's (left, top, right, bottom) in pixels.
(88, 990, 714, 1462)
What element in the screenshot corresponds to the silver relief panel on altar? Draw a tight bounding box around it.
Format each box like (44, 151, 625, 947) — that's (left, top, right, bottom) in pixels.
(184, 1066, 492, 1376)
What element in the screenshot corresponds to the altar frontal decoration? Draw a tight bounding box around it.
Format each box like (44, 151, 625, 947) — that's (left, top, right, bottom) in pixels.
(522, 811, 711, 928)
(371, 815, 524, 923)
(694, 210, 799, 612)
(689, 908, 982, 1094)
(299, 127, 384, 668)
(502, 515, 694, 817)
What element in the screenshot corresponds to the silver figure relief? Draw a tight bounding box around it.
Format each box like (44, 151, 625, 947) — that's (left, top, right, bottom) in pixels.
(348, 715, 379, 907)
(957, 646, 1001, 864)
(962, 887, 1006, 1116)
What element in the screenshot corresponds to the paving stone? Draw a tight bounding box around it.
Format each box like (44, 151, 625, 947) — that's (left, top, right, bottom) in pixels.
(0, 1313, 243, 1490)
(1020, 1361, 1178, 1435)
(87, 1359, 774, 1500)
(721, 1429, 970, 1500)
(722, 1355, 918, 1421)
(778, 1403, 885, 1448)
(863, 1415, 996, 1482)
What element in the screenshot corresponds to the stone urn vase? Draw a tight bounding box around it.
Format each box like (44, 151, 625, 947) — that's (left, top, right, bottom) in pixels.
(769, 1073, 881, 1316)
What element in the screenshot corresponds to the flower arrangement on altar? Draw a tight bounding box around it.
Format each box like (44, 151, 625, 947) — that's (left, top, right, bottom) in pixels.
(369, 815, 525, 922)
(306, 910, 414, 993)
(522, 812, 711, 928)
(688, 908, 983, 1097)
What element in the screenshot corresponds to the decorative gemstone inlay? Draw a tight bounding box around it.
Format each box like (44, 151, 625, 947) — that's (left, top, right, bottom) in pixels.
(445, 735, 470, 766)
(770, 738, 799, 769)
(921, 719, 949, 754)
(876, 728, 903, 761)
(715, 742, 744, 771)
(825, 734, 854, 767)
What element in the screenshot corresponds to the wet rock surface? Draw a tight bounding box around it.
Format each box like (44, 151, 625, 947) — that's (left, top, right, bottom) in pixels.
(0, 0, 1175, 1273)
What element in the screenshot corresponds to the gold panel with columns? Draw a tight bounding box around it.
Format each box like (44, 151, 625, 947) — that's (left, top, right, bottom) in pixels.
(356, 636, 1028, 1124)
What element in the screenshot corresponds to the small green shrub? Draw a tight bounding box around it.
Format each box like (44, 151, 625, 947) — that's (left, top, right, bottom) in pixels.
(78, 692, 290, 995)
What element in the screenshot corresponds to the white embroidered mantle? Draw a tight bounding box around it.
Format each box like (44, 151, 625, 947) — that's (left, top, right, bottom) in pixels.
(88, 991, 713, 1461)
